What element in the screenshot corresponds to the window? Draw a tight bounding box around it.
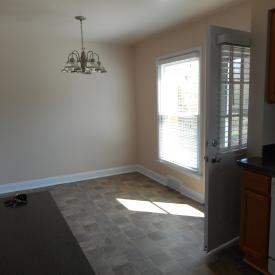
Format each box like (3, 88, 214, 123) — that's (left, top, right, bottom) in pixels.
(157, 50, 201, 173)
(219, 44, 250, 152)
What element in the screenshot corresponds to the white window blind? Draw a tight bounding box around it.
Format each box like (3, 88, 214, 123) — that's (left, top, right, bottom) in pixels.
(157, 51, 200, 172)
(219, 44, 250, 152)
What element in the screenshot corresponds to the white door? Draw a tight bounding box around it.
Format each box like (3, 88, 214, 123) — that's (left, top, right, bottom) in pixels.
(204, 26, 251, 252)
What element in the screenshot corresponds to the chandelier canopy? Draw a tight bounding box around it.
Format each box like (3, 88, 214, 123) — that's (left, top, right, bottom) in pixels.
(62, 16, 106, 74)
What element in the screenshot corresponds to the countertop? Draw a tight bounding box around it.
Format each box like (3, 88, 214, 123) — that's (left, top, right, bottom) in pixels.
(238, 157, 275, 177)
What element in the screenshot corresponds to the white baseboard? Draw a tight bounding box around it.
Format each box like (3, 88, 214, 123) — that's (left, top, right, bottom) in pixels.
(207, 237, 240, 255)
(137, 165, 204, 204)
(136, 165, 168, 186)
(0, 165, 138, 195)
(0, 164, 204, 204)
(179, 183, 205, 204)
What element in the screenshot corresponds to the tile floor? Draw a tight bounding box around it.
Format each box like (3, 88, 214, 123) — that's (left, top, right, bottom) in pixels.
(49, 172, 260, 275)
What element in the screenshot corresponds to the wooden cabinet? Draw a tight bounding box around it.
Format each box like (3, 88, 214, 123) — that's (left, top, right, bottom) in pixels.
(266, 9, 275, 103)
(240, 169, 271, 273)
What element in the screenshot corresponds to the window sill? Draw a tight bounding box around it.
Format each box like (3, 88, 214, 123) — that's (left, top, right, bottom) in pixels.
(157, 159, 202, 181)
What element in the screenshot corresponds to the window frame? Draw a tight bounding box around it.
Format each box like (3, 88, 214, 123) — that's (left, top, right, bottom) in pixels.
(156, 47, 203, 176)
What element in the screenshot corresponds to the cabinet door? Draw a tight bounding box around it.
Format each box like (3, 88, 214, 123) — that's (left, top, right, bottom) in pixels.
(240, 189, 270, 271)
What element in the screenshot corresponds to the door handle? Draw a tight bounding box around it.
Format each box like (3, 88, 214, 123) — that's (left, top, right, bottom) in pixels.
(211, 155, 222, 163)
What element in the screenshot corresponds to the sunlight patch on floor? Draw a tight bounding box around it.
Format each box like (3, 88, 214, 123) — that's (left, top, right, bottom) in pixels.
(153, 201, 204, 217)
(116, 198, 204, 217)
(116, 198, 167, 214)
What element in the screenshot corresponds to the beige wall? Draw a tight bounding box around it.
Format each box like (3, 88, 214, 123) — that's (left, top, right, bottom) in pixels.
(134, 1, 252, 194)
(0, 1, 258, 193)
(0, 24, 136, 184)
(248, 0, 275, 156)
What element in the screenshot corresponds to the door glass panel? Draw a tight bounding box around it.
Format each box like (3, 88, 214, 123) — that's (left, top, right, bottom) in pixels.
(218, 44, 251, 152)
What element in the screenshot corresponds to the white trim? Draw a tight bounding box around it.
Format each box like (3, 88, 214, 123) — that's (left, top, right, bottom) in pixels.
(136, 165, 204, 204)
(206, 237, 239, 254)
(157, 159, 202, 180)
(155, 46, 203, 175)
(155, 47, 202, 64)
(157, 50, 200, 65)
(0, 164, 204, 204)
(179, 181, 205, 204)
(269, 258, 275, 275)
(136, 165, 167, 186)
(0, 165, 138, 195)
(217, 33, 251, 46)
(166, 175, 205, 204)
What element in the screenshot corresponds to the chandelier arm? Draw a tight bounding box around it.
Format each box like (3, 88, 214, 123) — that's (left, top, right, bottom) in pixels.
(71, 50, 81, 60)
(68, 52, 80, 62)
(87, 50, 94, 60)
(93, 52, 100, 62)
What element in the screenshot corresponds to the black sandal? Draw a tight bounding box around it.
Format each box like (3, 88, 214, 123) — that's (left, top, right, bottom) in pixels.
(4, 194, 28, 208)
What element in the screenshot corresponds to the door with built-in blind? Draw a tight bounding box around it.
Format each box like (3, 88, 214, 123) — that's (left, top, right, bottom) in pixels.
(204, 26, 251, 252)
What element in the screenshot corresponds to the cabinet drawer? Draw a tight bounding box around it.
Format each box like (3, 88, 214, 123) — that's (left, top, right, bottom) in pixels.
(242, 169, 271, 196)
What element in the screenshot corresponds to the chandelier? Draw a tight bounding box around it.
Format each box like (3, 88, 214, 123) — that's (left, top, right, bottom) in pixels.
(62, 16, 106, 74)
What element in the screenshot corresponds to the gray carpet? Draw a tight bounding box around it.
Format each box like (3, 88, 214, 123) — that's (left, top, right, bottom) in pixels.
(0, 191, 95, 275)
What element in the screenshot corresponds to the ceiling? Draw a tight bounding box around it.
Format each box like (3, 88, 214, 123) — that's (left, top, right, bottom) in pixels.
(0, 0, 243, 44)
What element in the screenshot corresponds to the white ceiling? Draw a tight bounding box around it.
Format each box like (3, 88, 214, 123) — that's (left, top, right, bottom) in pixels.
(0, 0, 243, 44)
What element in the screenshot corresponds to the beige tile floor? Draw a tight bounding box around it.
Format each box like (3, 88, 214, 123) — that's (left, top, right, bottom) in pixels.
(48, 172, 260, 275)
